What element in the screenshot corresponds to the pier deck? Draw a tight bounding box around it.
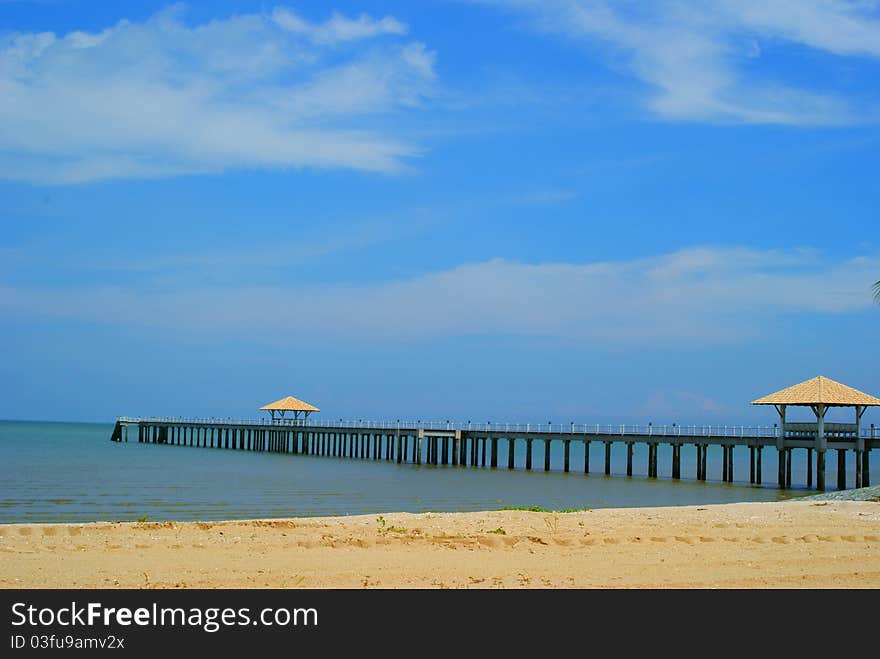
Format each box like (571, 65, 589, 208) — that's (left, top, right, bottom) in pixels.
(111, 417, 877, 491)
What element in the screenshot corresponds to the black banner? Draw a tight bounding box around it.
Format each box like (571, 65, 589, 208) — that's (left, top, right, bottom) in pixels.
(0, 589, 866, 654)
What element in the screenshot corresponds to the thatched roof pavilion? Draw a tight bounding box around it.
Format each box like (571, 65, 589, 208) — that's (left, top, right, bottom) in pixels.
(752, 375, 879, 489)
(260, 396, 319, 421)
(752, 375, 880, 408)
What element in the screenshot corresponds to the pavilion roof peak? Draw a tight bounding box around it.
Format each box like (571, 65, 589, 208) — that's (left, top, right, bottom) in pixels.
(259, 396, 320, 412)
(751, 375, 880, 407)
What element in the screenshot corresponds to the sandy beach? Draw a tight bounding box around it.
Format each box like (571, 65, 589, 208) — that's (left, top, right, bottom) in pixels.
(1, 501, 878, 589)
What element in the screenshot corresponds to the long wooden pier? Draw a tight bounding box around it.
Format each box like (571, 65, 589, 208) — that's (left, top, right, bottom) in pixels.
(111, 417, 877, 491)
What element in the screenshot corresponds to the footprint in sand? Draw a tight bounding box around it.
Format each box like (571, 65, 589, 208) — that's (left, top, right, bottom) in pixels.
(864, 535, 879, 542)
(650, 537, 667, 543)
(603, 537, 620, 545)
(674, 536, 696, 545)
(41, 527, 58, 537)
(771, 537, 792, 544)
(841, 535, 860, 542)
(801, 534, 819, 543)
(699, 536, 717, 543)
(17, 527, 32, 536)
(67, 527, 81, 536)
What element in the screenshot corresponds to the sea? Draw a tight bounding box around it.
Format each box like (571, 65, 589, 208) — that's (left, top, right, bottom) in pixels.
(2, 419, 871, 524)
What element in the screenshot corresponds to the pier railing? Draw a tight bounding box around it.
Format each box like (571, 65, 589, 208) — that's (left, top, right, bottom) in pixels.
(115, 416, 878, 439)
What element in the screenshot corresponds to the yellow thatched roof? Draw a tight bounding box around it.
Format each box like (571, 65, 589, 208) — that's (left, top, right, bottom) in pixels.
(752, 376, 880, 407)
(259, 396, 320, 412)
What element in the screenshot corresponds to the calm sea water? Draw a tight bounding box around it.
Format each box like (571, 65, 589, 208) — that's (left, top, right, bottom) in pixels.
(3, 420, 867, 524)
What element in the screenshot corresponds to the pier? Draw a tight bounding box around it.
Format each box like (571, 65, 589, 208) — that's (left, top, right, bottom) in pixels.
(109, 376, 879, 492)
(110, 416, 877, 491)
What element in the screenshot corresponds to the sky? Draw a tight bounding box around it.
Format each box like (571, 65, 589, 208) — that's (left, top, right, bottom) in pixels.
(1, 0, 879, 425)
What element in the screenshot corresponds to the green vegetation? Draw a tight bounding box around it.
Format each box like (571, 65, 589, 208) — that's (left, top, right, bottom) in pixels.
(136, 515, 149, 523)
(499, 506, 592, 513)
(487, 527, 507, 535)
(375, 515, 407, 535)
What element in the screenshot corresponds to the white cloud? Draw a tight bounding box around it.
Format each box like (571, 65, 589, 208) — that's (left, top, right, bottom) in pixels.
(2, 246, 877, 346)
(271, 8, 408, 44)
(484, 0, 880, 124)
(0, 5, 434, 184)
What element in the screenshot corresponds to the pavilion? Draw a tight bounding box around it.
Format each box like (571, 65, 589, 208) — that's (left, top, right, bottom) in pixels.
(260, 396, 320, 422)
(752, 375, 880, 490)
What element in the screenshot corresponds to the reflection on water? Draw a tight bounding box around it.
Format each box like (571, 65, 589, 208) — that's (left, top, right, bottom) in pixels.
(2, 420, 865, 524)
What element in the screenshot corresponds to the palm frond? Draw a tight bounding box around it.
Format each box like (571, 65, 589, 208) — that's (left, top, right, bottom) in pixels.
(874, 280, 880, 304)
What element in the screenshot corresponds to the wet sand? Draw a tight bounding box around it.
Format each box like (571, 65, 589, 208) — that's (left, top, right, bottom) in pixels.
(1, 501, 878, 588)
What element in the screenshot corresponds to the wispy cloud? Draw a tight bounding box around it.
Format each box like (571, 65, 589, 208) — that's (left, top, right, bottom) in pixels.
(271, 8, 408, 44)
(2, 246, 877, 346)
(0, 5, 436, 184)
(481, 0, 880, 124)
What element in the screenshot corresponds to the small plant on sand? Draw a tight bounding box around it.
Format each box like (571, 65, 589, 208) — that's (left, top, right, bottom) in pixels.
(544, 514, 559, 534)
(501, 505, 591, 513)
(136, 515, 149, 523)
(487, 527, 507, 535)
(376, 516, 407, 535)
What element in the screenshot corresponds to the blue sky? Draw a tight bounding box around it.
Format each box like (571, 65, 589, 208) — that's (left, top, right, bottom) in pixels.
(1, 0, 879, 425)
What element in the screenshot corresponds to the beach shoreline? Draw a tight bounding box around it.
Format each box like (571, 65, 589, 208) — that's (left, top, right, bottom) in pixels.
(1, 500, 879, 588)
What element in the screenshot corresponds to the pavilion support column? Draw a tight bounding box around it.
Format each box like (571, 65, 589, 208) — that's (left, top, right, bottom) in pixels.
(604, 441, 612, 476)
(625, 442, 633, 477)
(525, 439, 532, 470)
(416, 430, 423, 465)
(749, 446, 755, 483)
(816, 403, 827, 491)
(777, 448, 785, 489)
(775, 404, 787, 489)
(584, 441, 590, 474)
(807, 448, 812, 487)
(491, 438, 498, 468)
(544, 440, 551, 472)
(507, 439, 514, 469)
(837, 449, 846, 490)
(564, 440, 571, 473)
(696, 445, 702, 480)
(723, 445, 729, 483)
(756, 446, 762, 485)
(481, 438, 487, 467)
(855, 406, 866, 489)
